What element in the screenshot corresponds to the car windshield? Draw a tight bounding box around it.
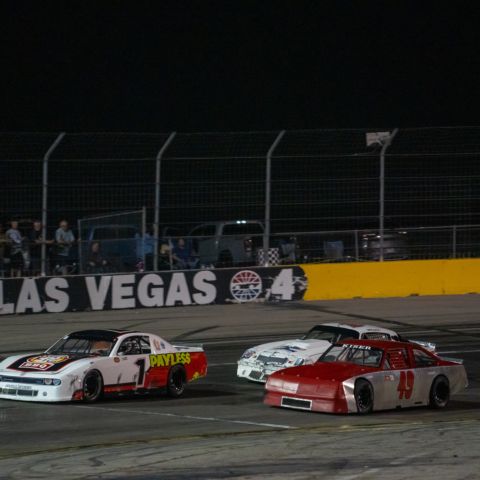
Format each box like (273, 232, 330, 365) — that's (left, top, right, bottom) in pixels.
(46, 337, 114, 356)
(303, 326, 359, 343)
(319, 344, 384, 368)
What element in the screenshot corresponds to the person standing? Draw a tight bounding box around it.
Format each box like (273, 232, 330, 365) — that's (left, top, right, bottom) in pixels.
(54, 220, 75, 275)
(6, 220, 28, 277)
(29, 220, 53, 276)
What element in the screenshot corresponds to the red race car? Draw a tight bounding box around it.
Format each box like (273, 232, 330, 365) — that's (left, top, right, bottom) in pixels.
(264, 339, 467, 414)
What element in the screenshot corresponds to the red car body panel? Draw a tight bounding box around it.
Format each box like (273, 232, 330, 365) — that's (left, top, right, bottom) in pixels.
(264, 339, 467, 414)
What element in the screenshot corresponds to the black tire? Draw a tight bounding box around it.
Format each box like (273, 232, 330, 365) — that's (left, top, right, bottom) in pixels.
(355, 379, 374, 414)
(429, 375, 450, 409)
(82, 370, 103, 403)
(167, 365, 187, 398)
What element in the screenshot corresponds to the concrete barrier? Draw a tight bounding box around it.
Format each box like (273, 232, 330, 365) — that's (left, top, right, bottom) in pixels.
(301, 259, 480, 300)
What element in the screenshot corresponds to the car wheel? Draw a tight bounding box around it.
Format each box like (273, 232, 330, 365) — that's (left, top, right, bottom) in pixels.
(167, 365, 187, 397)
(83, 370, 103, 403)
(429, 375, 450, 409)
(355, 379, 374, 414)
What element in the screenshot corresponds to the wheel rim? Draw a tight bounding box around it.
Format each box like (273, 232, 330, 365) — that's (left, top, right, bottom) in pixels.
(434, 381, 449, 405)
(84, 373, 100, 400)
(357, 384, 372, 411)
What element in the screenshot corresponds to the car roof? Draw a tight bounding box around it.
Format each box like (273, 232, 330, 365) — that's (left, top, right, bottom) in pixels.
(338, 339, 413, 350)
(316, 322, 397, 335)
(67, 329, 137, 342)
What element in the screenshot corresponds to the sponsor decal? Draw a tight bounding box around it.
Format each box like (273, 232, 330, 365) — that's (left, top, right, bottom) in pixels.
(149, 352, 191, 368)
(19, 355, 70, 371)
(343, 344, 371, 350)
(278, 345, 302, 352)
(230, 270, 263, 302)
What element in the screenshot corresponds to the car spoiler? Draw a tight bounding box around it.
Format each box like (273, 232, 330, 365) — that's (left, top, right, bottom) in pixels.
(408, 339, 436, 352)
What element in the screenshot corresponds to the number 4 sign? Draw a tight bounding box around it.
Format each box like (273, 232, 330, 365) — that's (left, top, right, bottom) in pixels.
(397, 370, 414, 399)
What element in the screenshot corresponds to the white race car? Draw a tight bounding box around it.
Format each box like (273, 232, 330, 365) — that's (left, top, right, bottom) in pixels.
(237, 322, 434, 383)
(0, 329, 207, 402)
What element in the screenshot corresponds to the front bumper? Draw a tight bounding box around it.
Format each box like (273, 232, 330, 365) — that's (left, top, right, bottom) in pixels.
(237, 361, 285, 383)
(0, 377, 79, 402)
(264, 390, 348, 414)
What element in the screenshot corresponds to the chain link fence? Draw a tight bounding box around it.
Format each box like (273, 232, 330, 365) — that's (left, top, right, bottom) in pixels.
(1, 127, 479, 277)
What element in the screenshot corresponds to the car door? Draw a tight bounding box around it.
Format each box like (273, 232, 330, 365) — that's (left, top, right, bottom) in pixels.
(114, 335, 152, 390)
(409, 346, 439, 405)
(379, 347, 416, 409)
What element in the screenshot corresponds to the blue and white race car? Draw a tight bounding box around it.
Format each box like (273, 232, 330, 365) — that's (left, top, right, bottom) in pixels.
(237, 322, 434, 383)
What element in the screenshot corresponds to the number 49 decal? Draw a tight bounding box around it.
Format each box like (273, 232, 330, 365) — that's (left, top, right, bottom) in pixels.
(397, 370, 415, 399)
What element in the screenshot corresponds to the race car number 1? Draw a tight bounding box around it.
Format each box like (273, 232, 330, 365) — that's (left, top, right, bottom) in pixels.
(397, 370, 414, 399)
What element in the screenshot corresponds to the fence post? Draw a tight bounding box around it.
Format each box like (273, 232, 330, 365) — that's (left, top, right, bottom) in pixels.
(379, 128, 399, 261)
(354, 230, 359, 261)
(452, 225, 457, 258)
(41, 132, 65, 276)
(153, 132, 176, 271)
(263, 130, 285, 266)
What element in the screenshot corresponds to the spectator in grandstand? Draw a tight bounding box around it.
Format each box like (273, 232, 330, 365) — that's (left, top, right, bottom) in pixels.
(172, 237, 199, 270)
(29, 220, 53, 276)
(6, 220, 29, 277)
(87, 241, 109, 273)
(54, 219, 75, 275)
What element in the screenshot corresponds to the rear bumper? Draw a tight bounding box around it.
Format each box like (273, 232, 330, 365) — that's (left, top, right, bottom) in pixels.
(264, 390, 348, 414)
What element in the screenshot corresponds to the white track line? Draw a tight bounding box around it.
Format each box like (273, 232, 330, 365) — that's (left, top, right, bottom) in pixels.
(438, 348, 480, 354)
(208, 362, 237, 367)
(74, 405, 295, 430)
(398, 330, 444, 335)
(450, 326, 480, 331)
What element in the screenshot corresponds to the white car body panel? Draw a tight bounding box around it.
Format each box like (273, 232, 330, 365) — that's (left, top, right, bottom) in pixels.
(0, 330, 204, 402)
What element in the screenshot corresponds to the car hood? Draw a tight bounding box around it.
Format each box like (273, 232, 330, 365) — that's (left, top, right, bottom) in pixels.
(4, 353, 92, 373)
(269, 361, 379, 383)
(250, 339, 332, 359)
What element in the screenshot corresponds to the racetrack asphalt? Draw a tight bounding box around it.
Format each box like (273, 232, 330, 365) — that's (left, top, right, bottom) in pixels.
(0, 295, 479, 479)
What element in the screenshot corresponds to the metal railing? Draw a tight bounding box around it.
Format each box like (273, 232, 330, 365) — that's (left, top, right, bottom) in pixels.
(1, 127, 480, 277)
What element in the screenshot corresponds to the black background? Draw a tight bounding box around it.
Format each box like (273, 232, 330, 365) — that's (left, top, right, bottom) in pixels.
(1, 1, 479, 132)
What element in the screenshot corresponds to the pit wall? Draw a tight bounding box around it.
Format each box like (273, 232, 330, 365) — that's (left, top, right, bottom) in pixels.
(301, 259, 480, 301)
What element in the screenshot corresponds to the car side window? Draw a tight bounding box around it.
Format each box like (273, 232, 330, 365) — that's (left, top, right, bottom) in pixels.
(139, 336, 151, 354)
(118, 336, 143, 355)
(386, 349, 409, 369)
(362, 332, 391, 340)
(413, 348, 436, 367)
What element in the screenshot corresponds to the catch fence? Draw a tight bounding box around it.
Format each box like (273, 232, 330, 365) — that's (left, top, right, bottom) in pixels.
(1, 127, 479, 276)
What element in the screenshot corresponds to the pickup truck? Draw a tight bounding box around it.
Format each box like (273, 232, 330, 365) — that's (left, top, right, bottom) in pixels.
(188, 220, 264, 267)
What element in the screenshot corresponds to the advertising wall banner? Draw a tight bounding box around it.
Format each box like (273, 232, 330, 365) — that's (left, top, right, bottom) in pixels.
(0, 266, 307, 315)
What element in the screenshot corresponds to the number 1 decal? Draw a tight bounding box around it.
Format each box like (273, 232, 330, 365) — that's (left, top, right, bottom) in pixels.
(135, 358, 146, 385)
(397, 370, 414, 399)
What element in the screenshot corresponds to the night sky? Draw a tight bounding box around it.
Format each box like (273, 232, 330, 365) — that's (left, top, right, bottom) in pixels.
(1, 1, 479, 132)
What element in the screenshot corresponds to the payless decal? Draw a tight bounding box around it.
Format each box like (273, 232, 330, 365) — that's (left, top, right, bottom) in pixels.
(149, 352, 191, 368)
